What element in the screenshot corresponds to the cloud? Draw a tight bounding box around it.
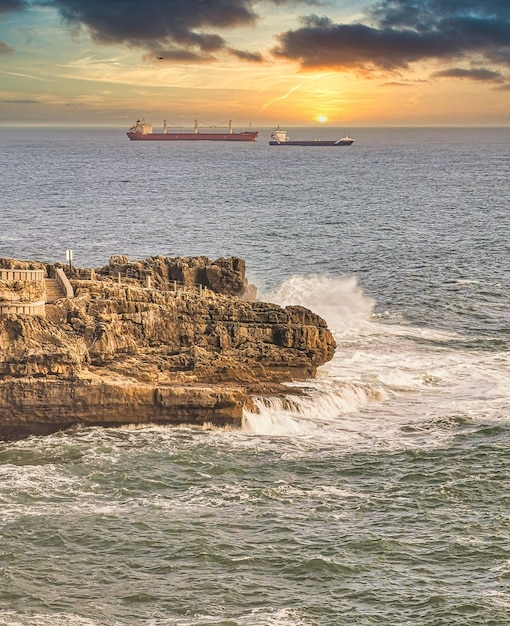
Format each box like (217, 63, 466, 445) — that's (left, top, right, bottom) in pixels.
(432, 67, 505, 82)
(142, 49, 216, 63)
(381, 81, 413, 87)
(365, 1, 510, 30)
(0, 98, 39, 103)
(273, 15, 458, 71)
(0, 41, 15, 54)
(272, 1, 510, 75)
(36, 0, 313, 60)
(0, 0, 27, 14)
(5, 0, 509, 78)
(228, 48, 264, 63)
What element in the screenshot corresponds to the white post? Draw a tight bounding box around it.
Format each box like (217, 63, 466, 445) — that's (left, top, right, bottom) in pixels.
(66, 249, 73, 273)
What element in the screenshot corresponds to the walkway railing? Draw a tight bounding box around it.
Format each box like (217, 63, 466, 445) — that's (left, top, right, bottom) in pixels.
(54, 267, 74, 299)
(0, 268, 47, 316)
(0, 269, 45, 282)
(0, 300, 46, 315)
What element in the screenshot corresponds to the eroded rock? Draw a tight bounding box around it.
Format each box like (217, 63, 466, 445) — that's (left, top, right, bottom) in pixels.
(0, 255, 336, 439)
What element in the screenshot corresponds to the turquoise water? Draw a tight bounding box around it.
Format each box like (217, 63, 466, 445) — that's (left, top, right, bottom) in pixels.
(0, 127, 509, 625)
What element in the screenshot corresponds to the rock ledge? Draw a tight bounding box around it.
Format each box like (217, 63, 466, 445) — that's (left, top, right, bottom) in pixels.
(0, 255, 336, 440)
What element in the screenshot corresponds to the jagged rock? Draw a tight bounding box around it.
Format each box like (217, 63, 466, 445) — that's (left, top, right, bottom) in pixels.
(96, 254, 256, 298)
(0, 256, 336, 440)
(0, 258, 46, 270)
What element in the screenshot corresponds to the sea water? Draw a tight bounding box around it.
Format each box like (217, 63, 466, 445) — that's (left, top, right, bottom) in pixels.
(0, 126, 509, 625)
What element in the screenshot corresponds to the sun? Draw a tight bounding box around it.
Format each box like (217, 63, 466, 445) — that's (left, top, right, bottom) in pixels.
(316, 115, 328, 123)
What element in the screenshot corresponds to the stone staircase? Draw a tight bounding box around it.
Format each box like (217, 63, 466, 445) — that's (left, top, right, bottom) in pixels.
(44, 278, 65, 303)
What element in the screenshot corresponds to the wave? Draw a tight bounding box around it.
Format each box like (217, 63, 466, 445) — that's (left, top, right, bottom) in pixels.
(168, 607, 312, 626)
(260, 274, 375, 332)
(0, 613, 101, 626)
(243, 380, 389, 437)
(245, 274, 510, 448)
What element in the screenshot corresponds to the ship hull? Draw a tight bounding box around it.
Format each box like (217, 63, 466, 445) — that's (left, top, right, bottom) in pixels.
(128, 132, 258, 142)
(269, 139, 353, 146)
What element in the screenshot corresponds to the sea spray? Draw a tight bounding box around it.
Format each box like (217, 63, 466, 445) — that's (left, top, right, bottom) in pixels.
(259, 274, 375, 333)
(245, 275, 510, 445)
(242, 275, 391, 437)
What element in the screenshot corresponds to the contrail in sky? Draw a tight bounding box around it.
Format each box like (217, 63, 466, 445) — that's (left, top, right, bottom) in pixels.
(5, 71, 57, 82)
(259, 84, 302, 112)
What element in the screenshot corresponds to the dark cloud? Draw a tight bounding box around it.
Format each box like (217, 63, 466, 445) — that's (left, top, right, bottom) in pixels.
(228, 48, 264, 62)
(494, 83, 510, 90)
(37, 0, 308, 61)
(40, 0, 250, 57)
(0, 0, 27, 14)
(0, 41, 14, 54)
(432, 67, 505, 82)
(273, 15, 459, 71)
(272, 1, 510, 74)
(5, 0, 509, 75)
(488, 49, 510, 65)
(367, 1, 510, 30)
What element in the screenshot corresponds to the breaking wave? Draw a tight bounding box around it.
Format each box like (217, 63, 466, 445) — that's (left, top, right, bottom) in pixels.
(260, 274, 375, 333)
(243, 274, 510, 448)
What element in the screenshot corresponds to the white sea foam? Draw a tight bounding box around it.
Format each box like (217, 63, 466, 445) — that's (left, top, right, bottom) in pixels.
(167, 607, 311, 626)
(244, 275, 510, 450)
(260, 273, 375, 332)
(0, 612, 101, 626)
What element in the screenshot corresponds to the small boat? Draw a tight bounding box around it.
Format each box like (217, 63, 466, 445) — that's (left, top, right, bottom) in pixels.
(269, 127, 354, 146)
(127, 119, 258, 142)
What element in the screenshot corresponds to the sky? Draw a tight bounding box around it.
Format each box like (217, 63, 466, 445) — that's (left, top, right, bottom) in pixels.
(1, 0, 510, 127)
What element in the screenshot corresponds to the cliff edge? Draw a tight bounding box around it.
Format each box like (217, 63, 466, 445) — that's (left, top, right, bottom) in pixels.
(0, 255, 336, 440)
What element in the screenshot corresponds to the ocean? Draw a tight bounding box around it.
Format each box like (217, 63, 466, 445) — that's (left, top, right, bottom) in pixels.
(0, 126, 509, 625)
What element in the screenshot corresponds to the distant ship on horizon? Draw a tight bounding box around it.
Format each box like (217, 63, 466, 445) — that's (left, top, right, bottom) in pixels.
(127, 119, 258, 142)
(268, 127, 354, 146)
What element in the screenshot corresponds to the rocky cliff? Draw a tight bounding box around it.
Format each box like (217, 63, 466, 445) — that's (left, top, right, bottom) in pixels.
(0, 255, 336, 440)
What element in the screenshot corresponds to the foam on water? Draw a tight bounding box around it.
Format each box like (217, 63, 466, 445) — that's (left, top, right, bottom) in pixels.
(0, 613, 102, 626)
(243, 275, 510, 449)
(1, 128, 509, 626)
(165, 607, 311, 626)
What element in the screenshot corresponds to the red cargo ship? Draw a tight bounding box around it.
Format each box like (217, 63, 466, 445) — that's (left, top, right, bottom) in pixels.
(127, 119, 258, 142)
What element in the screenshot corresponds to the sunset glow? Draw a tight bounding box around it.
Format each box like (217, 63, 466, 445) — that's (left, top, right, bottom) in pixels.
(0, 1, 509, 127)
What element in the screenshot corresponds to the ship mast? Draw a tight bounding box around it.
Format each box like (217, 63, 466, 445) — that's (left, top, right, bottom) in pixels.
(229, 120, 232, 134)
(163, 120, 167, 134)
(194, 120, 199, 134)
